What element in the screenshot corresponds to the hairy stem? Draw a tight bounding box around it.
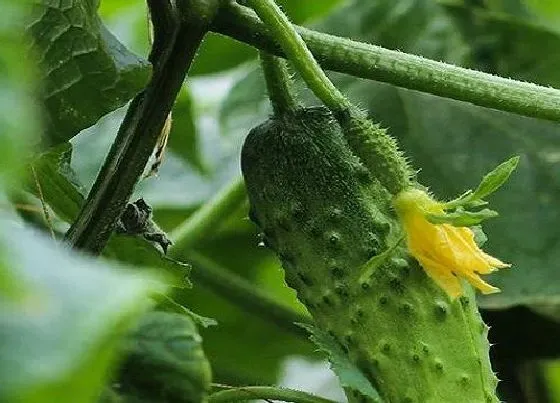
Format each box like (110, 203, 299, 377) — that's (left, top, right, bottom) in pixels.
(65, 0, 222, 254)
(169, 177, 247, 252)
(208, 386, 337, 403)
(246, 0, 350, 114)
(212, 2, 560, 123)
(260, 52, 299, 115)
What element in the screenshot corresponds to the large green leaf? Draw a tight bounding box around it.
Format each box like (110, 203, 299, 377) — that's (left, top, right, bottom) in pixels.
(318, 0, 469, 64)
(442, 1, 560, 88)
(0, 219, 163, 403)
(526, 0, 560, 14)
(461, 0, 560, 31)
(27, 143, 84, 223)
(366, 87, 560, 309)
(26, 0, 151, 145)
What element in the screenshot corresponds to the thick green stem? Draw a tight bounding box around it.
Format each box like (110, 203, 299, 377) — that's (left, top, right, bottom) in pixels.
(65, 0, 222, 254)
(212, 2, 560, 123)
(246, 0, 350, 114)
(169, 177, 247, 252)
(260, 52, 299, 115)
(208, 386, 338, 403)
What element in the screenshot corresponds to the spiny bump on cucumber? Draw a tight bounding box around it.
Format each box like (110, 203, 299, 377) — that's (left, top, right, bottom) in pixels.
(241, 106, 499, 402)
(434, 301, 449, 319)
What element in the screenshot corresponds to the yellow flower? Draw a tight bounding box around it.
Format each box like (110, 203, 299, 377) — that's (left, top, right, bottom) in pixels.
(393, 189, 510, 299)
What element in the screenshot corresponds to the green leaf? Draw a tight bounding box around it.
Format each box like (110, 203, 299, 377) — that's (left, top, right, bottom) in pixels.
(167, 88, 208, 175)
(317, 0, 469, 64)
(26, 0, 151, 144)
(27, 143, 84, 223)
(426, 208, 499, 226)
(524, 0, 560, 30)
(278, 0, 343, 23)
(0, 220, 164, 403)
(151, 293, 217, 328)
(442, 2, 560, 87)
(376, 91, 560, 310)
(469, 156, 520, 201)
(526, 0, 560, 14)
(298, 324, 381, 401)
(190, 34, 257, 76)
(110, 311, 212, 403)
(104, 235, 192, 288)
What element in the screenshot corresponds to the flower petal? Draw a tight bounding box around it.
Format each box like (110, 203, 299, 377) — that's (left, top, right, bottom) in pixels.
(442, 225, 495, 274)
(415, 254, 463, 298)
(481, 252, 511, 269)
(394, 188, 509, 298)
(461, 270, 501, 295)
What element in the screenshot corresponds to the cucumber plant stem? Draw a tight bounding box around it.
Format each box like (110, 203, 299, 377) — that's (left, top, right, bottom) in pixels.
(246, 0, 351, 114)
(212, 1, 560, 123)
(169, 176, 247, 253)
(65, 0, 222, 254)
(260, 52, 299, 115)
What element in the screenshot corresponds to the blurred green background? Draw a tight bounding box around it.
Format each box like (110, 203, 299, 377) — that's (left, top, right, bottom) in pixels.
(4, 0, 560, 402)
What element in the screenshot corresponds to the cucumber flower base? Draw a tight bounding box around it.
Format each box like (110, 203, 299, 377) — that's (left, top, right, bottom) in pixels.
(393, 188, 510, 299)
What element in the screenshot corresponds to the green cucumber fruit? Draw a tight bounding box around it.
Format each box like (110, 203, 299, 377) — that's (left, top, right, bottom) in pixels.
(241, 106, 498, 403)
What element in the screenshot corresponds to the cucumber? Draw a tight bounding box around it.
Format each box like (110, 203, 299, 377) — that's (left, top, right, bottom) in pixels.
(241, 106, 498, 403)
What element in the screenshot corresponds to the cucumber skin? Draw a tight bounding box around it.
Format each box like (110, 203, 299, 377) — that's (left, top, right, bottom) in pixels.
(241, 107, 498, 403)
